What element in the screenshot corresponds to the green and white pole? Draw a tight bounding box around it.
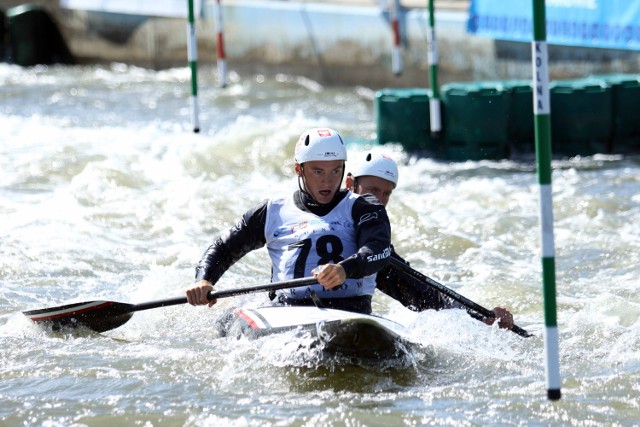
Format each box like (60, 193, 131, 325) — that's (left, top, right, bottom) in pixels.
(531, 0, 561, 401)
(187, 0, 200, 133)
(427, 0, 441, 135)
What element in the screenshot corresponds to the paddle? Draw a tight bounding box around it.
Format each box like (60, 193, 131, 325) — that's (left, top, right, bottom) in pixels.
(387, 256, 532, 338)
(22, 276, 318, 333)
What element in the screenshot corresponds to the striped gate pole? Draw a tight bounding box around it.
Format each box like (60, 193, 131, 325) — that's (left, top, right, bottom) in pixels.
(427, 0, 441, 135)
(187, 0, 200, 133)
(214, 0, 228, 88)
(389, 0, 403, 76)
(531, 0, 561, 401)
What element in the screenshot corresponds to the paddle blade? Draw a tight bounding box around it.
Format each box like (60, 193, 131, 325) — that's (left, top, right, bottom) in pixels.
(22, 276, 319, 334)
(23, 300, 135, 333)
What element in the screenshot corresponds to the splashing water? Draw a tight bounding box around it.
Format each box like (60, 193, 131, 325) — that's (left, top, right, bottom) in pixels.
(1, 63, 639, 426)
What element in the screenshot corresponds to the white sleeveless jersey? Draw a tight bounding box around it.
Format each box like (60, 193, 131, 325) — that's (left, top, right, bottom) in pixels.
(264, 193, 376, 299)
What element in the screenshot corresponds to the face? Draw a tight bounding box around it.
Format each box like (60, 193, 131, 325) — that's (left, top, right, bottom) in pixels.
(352, 175, 394, 207)
(296, 160, 344, 204)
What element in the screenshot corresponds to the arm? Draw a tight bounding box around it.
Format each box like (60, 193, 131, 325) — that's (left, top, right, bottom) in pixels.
(195, 200, 268, 284)
(339, 193, 392, 279)
(380, 252, 516, 329)
(376, 250, 462, 311)
(188, 200, 268, 306)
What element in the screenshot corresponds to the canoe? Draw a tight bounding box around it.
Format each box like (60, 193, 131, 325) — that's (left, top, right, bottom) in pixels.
(216, 305, 414, 364)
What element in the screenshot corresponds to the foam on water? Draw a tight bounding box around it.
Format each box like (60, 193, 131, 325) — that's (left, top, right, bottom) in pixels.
(1, 63, 639, 426)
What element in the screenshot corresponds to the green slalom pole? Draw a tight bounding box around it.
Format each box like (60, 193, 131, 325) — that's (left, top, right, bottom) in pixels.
(187, 0, 201, 133)
(531, 0, 561, 401)
(427, 0, 441, 136)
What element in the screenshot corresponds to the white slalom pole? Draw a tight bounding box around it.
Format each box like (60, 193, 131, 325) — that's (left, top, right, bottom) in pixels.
(389, 0, 402, 76)
(187, 0, 200, 133)
(214, 0, 227, 88)
(532, 0, 561, 401)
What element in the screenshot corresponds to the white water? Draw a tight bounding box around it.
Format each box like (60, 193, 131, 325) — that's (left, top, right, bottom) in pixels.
(1, 63, 639, 426)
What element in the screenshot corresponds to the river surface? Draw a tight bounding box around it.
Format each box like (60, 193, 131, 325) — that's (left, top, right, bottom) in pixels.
(1, 63, 639, 426)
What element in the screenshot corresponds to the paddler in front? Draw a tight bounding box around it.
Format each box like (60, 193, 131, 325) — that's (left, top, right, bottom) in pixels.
(186, 128, 392, 314)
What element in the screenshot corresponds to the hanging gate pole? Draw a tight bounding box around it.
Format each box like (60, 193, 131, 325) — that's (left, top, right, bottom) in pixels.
(214, 0, 228, 88)
(427, 0, 441, 135)
(531, 0, 561, 401)
(187, 0, 200, 133)
(389, 0, 403, 76)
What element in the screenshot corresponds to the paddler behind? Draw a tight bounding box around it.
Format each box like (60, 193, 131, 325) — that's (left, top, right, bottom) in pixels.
(346, 151, 514, 330)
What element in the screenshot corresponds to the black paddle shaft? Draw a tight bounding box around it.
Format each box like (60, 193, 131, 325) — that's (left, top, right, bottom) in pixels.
(387, 256, 532, 338)
(130, 277, 319, 313)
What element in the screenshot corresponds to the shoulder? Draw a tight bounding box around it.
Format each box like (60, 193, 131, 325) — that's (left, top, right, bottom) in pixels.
(349, 192, 388, 225)
(265, 197, 283, 209)
(265, 193, 299, 216)
(354, 192, 384, 207)
(351, 192, 385, 213)
(242, 198, 271, 224)
(340, 189, 382, 207)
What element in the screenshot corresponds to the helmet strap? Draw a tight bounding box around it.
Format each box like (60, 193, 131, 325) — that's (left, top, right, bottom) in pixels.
(351, 176, 359, 192)
(297, 165, 308, 194)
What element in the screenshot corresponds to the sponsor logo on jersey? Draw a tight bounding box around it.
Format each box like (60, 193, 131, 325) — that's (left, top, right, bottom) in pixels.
(366, 246, 391, 263)
(357, 211, 379, 225)
(274, 219, 337, 237)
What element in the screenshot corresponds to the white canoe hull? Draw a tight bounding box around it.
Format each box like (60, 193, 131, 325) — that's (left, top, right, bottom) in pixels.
(218, 306, 414, 363)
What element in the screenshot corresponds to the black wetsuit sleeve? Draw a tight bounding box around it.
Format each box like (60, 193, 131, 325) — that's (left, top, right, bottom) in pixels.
(194, 200, 268, 284)
(376, 250, 462, 311)
(339, 193, 391, 279)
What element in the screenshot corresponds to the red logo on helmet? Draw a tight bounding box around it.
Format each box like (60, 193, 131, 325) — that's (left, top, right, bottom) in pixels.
(317, 129, 332, 137)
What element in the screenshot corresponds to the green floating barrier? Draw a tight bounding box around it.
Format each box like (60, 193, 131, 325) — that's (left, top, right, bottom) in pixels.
(588, 74, 640, 154)
(375, 74, 638, 161)
(7, 4, 74, 66)
(375, 88, 436, 153)
(0, 9, 6, 60)
(503, 80, 535, 157)
(549, 79, 612, 156)
(441, 82, 510, 161)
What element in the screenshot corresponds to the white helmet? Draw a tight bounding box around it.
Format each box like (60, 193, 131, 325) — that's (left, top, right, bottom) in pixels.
(294, 128, 347, 164)
(351, 152, 399, 187)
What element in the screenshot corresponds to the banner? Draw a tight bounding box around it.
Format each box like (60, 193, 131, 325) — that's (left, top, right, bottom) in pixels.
(467, 0, 640, 50)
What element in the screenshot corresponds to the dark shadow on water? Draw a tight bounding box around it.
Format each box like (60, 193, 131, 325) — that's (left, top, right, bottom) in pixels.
(280, 363, 422, 393)
(276, 342, 442, 393)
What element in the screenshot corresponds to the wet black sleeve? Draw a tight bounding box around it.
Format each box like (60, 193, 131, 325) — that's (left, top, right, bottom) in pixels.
(376, 250, 462, 311)
(194, 200, 268, 285)
(338, 193, 392, 278)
